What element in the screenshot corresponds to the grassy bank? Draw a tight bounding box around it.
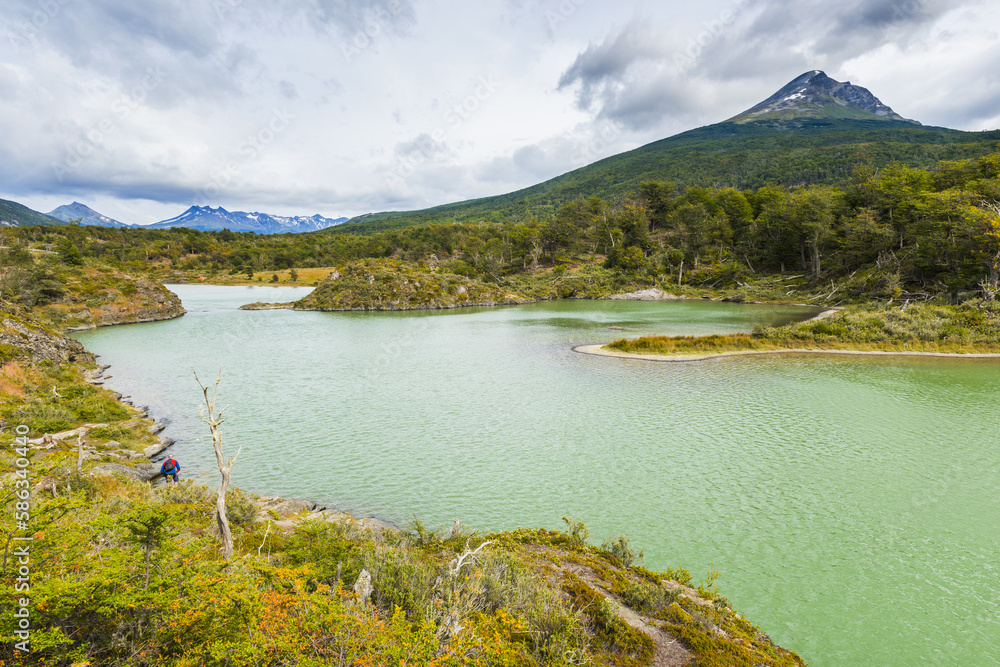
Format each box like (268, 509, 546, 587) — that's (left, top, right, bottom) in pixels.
(607, 300, 1000, 357)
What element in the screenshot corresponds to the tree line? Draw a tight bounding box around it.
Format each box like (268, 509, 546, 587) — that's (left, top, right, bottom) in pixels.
(3, 148, 999, 300)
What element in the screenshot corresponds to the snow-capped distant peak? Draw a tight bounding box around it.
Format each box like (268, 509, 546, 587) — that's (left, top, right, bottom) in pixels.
(146, 206, 349, 234)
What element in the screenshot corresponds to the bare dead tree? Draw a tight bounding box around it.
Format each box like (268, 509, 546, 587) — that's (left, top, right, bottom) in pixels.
(76, 433, 85, 473)
(195, 370, 240, 562)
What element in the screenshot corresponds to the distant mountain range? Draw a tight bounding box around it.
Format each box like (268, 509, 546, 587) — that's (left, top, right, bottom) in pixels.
(336, 70, 1000, 234)
(0, 199, 347, 234)
(145, 206, 348, 234)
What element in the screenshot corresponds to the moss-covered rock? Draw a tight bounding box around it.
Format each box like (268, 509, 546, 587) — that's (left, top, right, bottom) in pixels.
(41, 271, 186, 331)
(0, 299, 93, 364)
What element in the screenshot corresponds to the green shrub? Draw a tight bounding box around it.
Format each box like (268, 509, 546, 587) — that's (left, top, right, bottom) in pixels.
(562, 516, 589, 548)
(89, 424, 134, 441)
(66, 393, 130, 423)
(600, 534, 643, 567)
(614, 577, 678, 616)
(12, 403, 75, 433)
(226, 489, 260, 527)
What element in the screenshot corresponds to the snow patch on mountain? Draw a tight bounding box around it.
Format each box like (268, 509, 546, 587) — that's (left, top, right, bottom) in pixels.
(146, 206, 348, 234)
(729, 70, 919, 124)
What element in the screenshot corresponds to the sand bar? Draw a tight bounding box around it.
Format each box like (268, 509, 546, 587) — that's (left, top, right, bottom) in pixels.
(573, 344, 1000, 363)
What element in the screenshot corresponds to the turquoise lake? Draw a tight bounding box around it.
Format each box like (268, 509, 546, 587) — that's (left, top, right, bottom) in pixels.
(72, 285, 1000, 665)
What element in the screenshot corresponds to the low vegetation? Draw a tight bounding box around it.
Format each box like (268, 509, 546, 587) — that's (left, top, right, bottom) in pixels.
(0, 244, 183, 331)
(608, 300, 1000, 357)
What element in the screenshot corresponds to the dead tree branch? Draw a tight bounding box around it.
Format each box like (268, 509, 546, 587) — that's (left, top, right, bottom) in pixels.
(195, 369, 239, 562)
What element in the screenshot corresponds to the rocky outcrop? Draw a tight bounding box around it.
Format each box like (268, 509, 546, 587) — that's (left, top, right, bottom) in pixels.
(65, 276, 186, 330)
(254, 495, 395, 532)
(1, 300, 94, 363)
(607, 287, 680, 301)
(285, 259, 532, 312)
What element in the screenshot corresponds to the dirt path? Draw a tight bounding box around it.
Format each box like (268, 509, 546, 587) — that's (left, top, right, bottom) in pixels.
(598, 585, 693, 667)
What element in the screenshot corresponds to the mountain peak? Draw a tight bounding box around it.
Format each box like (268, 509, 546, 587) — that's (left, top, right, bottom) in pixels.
(727, 70, 919, 125)
(47, 201, 129, 228)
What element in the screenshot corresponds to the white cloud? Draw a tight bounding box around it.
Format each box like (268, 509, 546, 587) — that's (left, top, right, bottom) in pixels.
(0, 0, 997, 224)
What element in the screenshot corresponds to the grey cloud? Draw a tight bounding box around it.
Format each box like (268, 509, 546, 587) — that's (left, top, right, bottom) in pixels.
(557, 19, 668, 110)
(557, 0, 973, 132)
(697, 0, 954, 81)
(304, 0, 416, 37)
(394, 133, 448, 158)
(279, 80, 299, 99)
(1, 0, 258, 106)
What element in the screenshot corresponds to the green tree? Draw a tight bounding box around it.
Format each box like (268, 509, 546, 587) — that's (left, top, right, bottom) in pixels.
(638, 181, 676, 231)
(55, 237, 84, 266)
(791, 189, 838, 279)
(123, 505, 172, 588)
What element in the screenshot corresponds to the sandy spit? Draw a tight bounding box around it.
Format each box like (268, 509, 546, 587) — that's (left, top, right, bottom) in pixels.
(573, 344, 1000, 363)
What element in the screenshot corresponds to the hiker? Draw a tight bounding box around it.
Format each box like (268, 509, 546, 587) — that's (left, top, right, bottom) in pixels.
(160, 457, 180, 486)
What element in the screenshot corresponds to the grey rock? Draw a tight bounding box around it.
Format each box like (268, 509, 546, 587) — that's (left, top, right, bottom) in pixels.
(91, 463, 161, 482)
(0, 307, 94, 364)
(143, 441, 168, 458)
(354, 569, 373, 605)
(608, 287, 680, 301)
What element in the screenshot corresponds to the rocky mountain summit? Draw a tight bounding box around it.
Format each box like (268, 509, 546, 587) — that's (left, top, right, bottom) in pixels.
(48, 202, 129, 228)
(729, 70, 919, 124)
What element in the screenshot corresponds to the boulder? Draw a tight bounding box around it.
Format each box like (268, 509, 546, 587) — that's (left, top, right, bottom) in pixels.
(354, 569, 373, 605)
(608, 287, 680, 301)
(91, 463, 161, 482)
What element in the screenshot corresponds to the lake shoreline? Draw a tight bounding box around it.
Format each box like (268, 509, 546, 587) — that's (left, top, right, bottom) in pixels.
(574, 343, 1000, 362)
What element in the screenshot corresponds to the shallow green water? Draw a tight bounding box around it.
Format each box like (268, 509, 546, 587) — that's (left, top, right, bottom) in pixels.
(73, 286, 1000, 665)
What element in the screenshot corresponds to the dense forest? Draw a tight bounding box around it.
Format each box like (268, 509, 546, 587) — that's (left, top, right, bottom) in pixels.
(4, 148, 999, 305)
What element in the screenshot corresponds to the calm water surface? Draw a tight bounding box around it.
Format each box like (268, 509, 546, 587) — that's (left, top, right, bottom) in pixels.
(73, 285, 1000, 666)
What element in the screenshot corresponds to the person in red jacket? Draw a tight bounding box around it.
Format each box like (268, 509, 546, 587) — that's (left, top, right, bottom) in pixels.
(160, 458, 180, 486)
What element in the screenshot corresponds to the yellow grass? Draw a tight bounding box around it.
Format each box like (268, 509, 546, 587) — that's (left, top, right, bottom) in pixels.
(191, 267, 335, 286)
(0, 361, 30, 398)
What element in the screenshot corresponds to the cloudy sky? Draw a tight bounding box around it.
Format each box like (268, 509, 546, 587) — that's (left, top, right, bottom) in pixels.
(1, 0, 999, 224)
